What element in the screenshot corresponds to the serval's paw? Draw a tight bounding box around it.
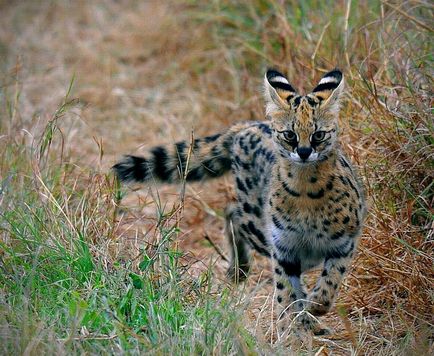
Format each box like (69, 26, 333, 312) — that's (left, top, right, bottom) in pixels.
(307, 291, 332, 316)
(226, 263, 250, 283)
(299, 313, 332, 336)
(312, 323, 333, 336)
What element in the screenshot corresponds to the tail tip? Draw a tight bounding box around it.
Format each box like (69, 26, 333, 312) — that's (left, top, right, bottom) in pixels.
(112, 155, 149, 182)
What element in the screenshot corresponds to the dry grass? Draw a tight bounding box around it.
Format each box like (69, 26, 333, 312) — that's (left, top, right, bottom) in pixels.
(1, 0, 433, 354)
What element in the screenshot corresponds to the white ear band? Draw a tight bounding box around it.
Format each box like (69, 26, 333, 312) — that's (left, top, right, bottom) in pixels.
(318, 76, 338, 85)
(270, 76, 289, 84)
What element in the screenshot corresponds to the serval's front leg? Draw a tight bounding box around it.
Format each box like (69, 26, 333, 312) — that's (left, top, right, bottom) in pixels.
(273, 256, 332, 336)
(308, 243, 356, 317)
(273, 258, 313, 335)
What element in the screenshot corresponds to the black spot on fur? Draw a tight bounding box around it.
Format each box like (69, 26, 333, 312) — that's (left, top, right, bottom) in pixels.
(245, 177, 253, 190)
(331, 230, 345, 240)
(240, 224, 250, 235)
(326, 249, 349, 259)
(277, 295, 283, 303)
(286, 224, 300, 233)
(193, 138, 201, 150)
(244, 236, 270, 257)
(249, 135, 261, 149)
(306, 96, 318, 106)
(239, 136, 249, 155)
(326, 177, 334, 191)
(243, 202, 252, 214)
(256, 123, 272, 135)
(202, 157, 231, 178)
(339, 157, 351, 169)
(222, 135, 233, 151)
(307, 188, 325, 199)
(247, 221, 267, 244)
(272, 215, 285, 230)
(252, 205, 261, 218)
(346, 178, 361, 199)
(282, 182, 300, 197)
(236, 177, 248, 194)
(339, 175, 348, 185)
(338, 266, 347, 274)
(278, 260, 301, 276)
(338, 266, 346, 274)
(204, 133, 221, 143)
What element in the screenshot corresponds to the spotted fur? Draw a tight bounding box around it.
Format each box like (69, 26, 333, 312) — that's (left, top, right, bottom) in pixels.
(113, 68, 366, 335)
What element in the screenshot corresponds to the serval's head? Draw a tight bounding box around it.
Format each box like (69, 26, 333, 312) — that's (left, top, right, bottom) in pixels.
(264, 68, 344, 164)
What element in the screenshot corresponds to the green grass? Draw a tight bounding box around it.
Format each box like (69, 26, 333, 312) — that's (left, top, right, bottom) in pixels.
(0, 101, 256, 354)
(0, 32, 259, 356)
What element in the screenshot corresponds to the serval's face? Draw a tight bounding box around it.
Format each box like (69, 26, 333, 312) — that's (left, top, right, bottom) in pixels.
(264, 69, 344, 164)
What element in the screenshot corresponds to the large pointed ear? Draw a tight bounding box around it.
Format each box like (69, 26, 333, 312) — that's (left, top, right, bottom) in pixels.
(311, 69, 344, 113)
(264, 69, 297, 114)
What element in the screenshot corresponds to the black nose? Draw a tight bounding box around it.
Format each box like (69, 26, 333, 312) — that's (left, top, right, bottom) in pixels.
(297, 147, 313, 161)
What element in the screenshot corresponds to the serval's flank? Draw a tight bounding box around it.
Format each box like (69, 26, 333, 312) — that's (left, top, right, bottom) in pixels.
(113, 69, 366, 335)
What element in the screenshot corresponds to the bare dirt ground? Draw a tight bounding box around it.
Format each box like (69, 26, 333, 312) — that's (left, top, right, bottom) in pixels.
(1, 1, 432, 354)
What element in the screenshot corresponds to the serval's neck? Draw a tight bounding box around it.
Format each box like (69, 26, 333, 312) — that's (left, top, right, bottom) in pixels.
(274, 151, 338, 192)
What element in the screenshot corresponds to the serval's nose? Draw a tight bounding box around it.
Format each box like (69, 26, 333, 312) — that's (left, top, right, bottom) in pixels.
(297, 147, 312, 161)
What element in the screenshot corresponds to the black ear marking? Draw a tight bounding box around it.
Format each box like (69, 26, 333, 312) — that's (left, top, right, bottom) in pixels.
(266, 70, 296, 93)
(313, 70, 342, 92)
(266, 69, 297, 102)
(311, 69, 343, 102)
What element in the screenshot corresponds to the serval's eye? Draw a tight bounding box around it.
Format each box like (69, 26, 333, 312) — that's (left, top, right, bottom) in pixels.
(282, 131, 297, 142)
(312, 131, 326, 142)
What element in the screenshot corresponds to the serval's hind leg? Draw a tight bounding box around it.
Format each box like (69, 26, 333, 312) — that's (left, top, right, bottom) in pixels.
(225, 204, 250, 282)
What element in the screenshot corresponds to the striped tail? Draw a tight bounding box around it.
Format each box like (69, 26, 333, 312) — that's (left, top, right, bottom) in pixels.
(113, 122, 252, 184)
